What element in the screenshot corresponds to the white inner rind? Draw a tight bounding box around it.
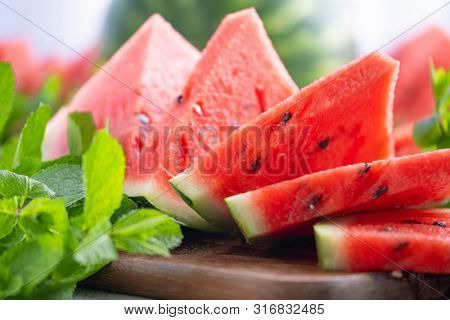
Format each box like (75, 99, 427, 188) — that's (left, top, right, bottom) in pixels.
(313, 222, 348, 270)
(170, 172, 238, 233)
(225, 193, 266, 241)
(123, 179, 219, 232)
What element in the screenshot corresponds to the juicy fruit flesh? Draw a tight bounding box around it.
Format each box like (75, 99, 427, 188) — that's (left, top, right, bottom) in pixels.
(170, 9, 297, 231)
(314, 209, 450, 273)
(172, 52, 398, 231)
(227, 149, 450, 242)
(182, 8, 297, 159)
(394, 123, 421, 157)
(42, 15, 216, 231)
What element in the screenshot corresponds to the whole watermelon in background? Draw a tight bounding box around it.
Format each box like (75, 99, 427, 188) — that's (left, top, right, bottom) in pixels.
(391, 26, 450, 126)
(314, 209, 450, 274)
(103, 0, 354, 87)
(42, 15, 217, 231)
(227, 149, 450, 243)
(171, 52, 398, 232)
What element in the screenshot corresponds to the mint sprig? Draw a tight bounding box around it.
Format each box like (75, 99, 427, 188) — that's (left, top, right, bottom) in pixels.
(0, 68, 183, 299)
(413, 64, 450, 149)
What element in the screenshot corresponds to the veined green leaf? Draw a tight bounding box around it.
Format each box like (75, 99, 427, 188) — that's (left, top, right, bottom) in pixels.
(67, 112, 96, 156)
(0, 198, 18, 239)
(82, 130, 125, 230)
(0, 170, 55, 199)
(18, 198, 68, 240)
(110, 196, 138, 224)
(33, 164, 84, 207)
(112, 209, 182, 257)
(12, 104, 52, 175)
(0, 136, 19, 170)
(74, 221, 118, 266)
(0, 234, 64, 298)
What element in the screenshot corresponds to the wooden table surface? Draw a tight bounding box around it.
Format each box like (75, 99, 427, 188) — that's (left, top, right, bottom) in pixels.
(84, 230, 450, 299)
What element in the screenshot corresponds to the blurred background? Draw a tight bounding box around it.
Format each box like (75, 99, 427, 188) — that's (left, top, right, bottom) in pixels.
(0, 0, 448, 142)
(0, 0, 448, 86)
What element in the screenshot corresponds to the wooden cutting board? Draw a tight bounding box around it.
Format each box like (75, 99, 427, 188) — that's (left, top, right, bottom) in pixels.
(84, 230, 449, 299)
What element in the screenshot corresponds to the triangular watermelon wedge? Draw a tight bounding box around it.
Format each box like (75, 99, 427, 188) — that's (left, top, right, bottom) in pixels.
(314, 209, 450, 273)
(226, 149, 450, 243)
(42, 15, 217, 231)
(171, 52, 398, 232)
(152, 8, 296, 231)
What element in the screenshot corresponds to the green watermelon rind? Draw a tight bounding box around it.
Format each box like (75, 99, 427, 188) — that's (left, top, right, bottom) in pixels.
(123, 179, 221, 233)
(225, 193, 266, 240)
(313, 222, 348, 271)
(169, 172, 239, 233)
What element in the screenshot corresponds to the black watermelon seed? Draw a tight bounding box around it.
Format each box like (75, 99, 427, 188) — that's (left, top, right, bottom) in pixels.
(403, 219, 422, 225)
(176, 94, 183, 104)
(281, 112, 292, 125)
(318, 137, 330, 149)
(372, 185, 388, 200)
(383, 226, 393, 232)
(394, 241, 409, 251)
(248, 157, 261, 173)
(307, 194, 323, 210)
(433, 221, 446, 228)
(359, 163, 371, 176)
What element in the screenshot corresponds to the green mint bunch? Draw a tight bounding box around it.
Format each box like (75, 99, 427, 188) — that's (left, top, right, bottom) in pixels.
(0, 63, 183, 299)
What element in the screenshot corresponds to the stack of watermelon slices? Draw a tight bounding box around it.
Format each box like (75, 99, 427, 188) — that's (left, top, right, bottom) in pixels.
(43, 9, 450, 274)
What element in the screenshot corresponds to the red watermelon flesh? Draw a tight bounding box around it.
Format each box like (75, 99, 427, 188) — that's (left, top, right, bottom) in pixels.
(391, 26, 450, 126)
(226, 149, 450, 243)
(178, 8, 297, 164)
(42, 15, 217, 231)
(314, 209, 450, 273)
(171, 52, 397, 232)
(394, 123, 421, 157)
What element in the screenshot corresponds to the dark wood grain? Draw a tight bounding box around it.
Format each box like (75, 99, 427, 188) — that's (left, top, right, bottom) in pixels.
(84, 230, 450, 299)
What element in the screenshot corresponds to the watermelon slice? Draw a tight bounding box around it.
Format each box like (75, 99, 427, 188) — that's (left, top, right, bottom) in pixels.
(226, 149, 450, 243)
(171, 52, 398, 232)
(42, 15, 217, 231)
(391, 26, 450, 126)
(394, 123, 421, 157)
(314, 209, 450, 273)
(166, 8, 298, 231)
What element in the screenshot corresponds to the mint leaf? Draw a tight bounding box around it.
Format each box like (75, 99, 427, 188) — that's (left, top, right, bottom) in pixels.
(414, 66, 450, 149)
(74, 222, 117, 266)
(0, 198, 18, 239)
(413, 114, 443, 148)
(39, 74, 61, 106)
(0, 136, 19, 170)
(0, 63, 15, 138)
(110, 196, 138, 224)
(0, 234, 64, 298)
(67, 112, 96, 156)
(112, 209, 182, 257)
(12, 104, 52, 175)
(0, 170, 55, 199)
(18, 198, 68, 240)
(82, 130, 125, 230)
(40, 154, 81, 170)
(33, 164, 84, 207)
(0, 227, 24, 254)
